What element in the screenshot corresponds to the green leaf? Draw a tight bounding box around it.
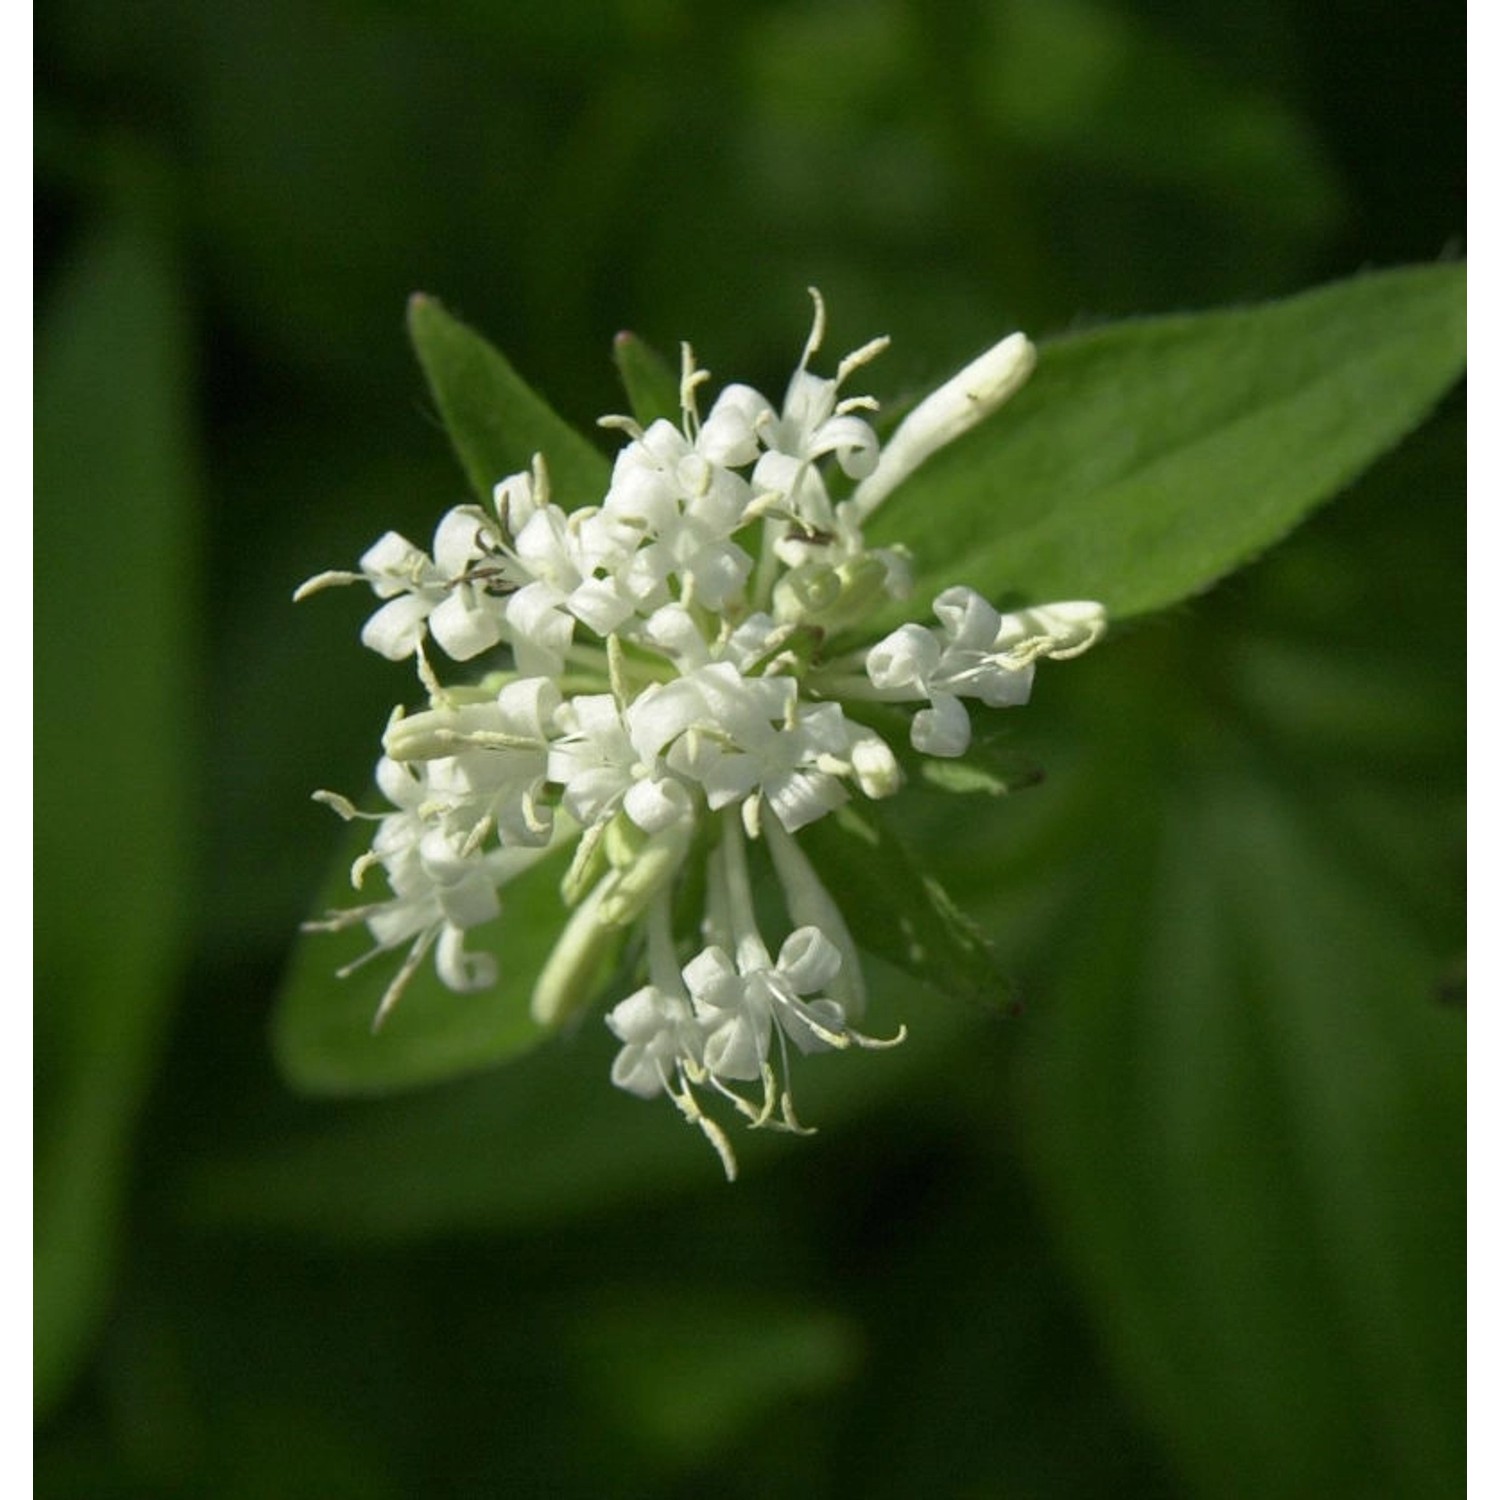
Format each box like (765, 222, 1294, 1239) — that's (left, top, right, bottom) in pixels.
(35, 207, 198, 1415)
(1023, 769, 1463, 1497)
(273, 828, 580, 1095)
(188, 951, 972, 1239)
(798, 801, 1017, 1015)
(871, 262, 1466, 619)
(406, 292, 610, 509)
(611, 330, 681, 428)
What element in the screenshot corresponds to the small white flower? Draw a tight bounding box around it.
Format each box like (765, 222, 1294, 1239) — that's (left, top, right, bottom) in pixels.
(292, 509, 510, 662)
(502, 505, 644, 674)
(866, 587, 1106, 756)
(605, 984, 705, 1099)
(305, 759, 499, 1027)
(547, 690, 697, 835)
(603, 418, 756, 609)
(747, 292, 890, 569)
(383, 677, 560, 847)
(681, 924, 903, 1133)
(761, 289, 886, 480)
(661, 664, 852, 832)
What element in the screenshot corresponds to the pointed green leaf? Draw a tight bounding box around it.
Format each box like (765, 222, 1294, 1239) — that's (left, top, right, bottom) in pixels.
(35, 208, 198, 1415)
(612, 330, 681, 428)
(273, 829, 586, 1095)
(406, 292, 610, 508)
(798, 801, 1017, 1014)
(871, 262, 1465, 619)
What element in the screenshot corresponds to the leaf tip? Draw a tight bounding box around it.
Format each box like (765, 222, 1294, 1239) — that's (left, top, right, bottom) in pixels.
(406, 291, 442, 333)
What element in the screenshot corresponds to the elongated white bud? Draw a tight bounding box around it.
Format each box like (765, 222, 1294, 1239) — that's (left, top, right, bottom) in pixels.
(850, 333, 1036, 518)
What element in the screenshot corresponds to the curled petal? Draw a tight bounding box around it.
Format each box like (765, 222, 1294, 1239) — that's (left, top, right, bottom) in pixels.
(933, 586, 1004, 651)
(432, 505, 495, 573)
(865, 623, 940, 693)
(911, 693, 972, 758)
(360, 593, 435, 660)
(699, 384, 774, 466)
(624, 775, 693, 834)
(436, 924, 497, 992)
(776, 926, 843, 994)
(428, 589, 504, 661)
(807, 412, 880, 478)
(497, 676, 562, 739)
(359, 531, 430, 592)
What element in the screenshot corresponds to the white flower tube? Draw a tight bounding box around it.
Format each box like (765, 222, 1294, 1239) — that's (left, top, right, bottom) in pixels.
(849, 332, 1036, 519)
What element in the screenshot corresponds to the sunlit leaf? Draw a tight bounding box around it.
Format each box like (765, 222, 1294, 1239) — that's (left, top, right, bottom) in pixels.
(407, 292, 610, 509)
(873, 262, 1465, 620)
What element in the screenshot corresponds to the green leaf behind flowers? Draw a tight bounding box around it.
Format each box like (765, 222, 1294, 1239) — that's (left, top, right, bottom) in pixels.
(612, 330, 681, 429)
(274, 826, 575, 1094)
(871, 262, 1465, 619)
(407, 293, 611, 510)
(799, 801, 1018, 1016)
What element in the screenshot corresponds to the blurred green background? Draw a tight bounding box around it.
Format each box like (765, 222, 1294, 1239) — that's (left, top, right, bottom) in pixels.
(36, 1, 1464, 1496)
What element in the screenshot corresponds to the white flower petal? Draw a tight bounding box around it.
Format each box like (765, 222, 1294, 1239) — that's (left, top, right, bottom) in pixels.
(699, 384, 774, 466)
(911, 693, 971, 757)
(360, 593, 435, 660)
(933, 586, 1004, 650)
(623, 775, 692, 834)
(971, 662, 1034, 708)
(776, 926, 843, 994)
(766, 769, 847, 832)
(435, 924, 497, 992)
(428, 590, 504, 661)
(865, 623, 939, 692)
(497, 677, 561, 738)
(682, 945, 741, 1010)
(432, 506, 493, 573)
(359, 531, 429, 590)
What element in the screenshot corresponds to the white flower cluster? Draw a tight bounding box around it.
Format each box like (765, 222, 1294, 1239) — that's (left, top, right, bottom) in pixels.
(298, 291, 1105, 1178)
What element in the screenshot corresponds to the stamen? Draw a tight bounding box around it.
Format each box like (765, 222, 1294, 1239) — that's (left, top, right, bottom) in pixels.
(292, 569, 362, 601)
(667, 1075, 739, 1181)
(597, 413, 645, 442)
(799, 287, 828, 369)
(414, 641, 444, 702)
(371, 926, 439, 1031)
(311, 789, 365, 821)
(835, 335, 890, 385)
